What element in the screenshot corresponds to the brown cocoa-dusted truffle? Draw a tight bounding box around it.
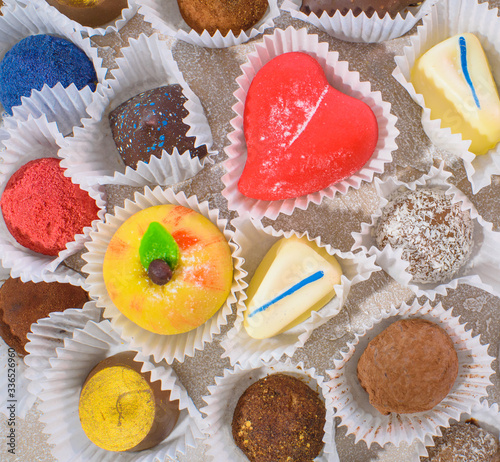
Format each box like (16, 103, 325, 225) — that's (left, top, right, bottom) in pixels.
(79, 351, 180, 452)
(177, 0, 269, 36)
(0, 277, 89, 356)
(109, 85, 208, 169)
(357, 319, 458, 415)
(426, 421, 500, 462)
(375, 188, 474, 284)
(232, 373, 326, 462)
(300, 0, 423, 18)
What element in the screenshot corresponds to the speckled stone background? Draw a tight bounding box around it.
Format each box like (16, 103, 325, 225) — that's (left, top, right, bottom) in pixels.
(2, 1, 500, 461)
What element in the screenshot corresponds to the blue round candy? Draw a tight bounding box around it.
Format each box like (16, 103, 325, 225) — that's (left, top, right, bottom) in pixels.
(0, 34, 98, 115)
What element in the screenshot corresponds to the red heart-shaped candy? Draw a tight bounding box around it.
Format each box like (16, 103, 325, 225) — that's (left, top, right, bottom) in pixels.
(239, 52, 379, 201)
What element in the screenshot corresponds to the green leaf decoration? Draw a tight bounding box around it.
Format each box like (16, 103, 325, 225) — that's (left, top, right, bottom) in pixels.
(139, 222, 179, 271)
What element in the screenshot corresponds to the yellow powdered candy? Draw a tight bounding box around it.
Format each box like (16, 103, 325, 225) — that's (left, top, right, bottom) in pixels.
(412, 33, 500, 155)
(79, 366, 156, 452)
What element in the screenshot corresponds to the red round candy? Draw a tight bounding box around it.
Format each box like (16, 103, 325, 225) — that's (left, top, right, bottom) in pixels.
(1, 157, 100, 256)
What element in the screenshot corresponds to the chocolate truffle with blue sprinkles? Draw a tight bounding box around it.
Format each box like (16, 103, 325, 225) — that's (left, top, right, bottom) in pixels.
(0, 34, 97, 115)
(109, 84, 208, 169)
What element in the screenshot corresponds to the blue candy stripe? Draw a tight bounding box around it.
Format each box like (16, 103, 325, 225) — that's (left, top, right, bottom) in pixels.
(248, 270, 325, 318)
(459, 36, 481, 109)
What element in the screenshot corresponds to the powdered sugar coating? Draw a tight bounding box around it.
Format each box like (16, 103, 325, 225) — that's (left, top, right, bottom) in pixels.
(426, 421, 500, 462)
(375, 188, 474, 284)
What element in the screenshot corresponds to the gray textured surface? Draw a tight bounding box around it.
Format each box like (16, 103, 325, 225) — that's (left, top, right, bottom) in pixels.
(3, 2, 500, 461)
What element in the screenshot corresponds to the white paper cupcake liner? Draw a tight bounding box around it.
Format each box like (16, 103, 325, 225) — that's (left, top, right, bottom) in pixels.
(201, 359, 339, 462)
(221, 216, 380, 368)
(0, 115, 106, 284)
(5, 83, 94, 137)
(137, 0, 280, 48)
(82, 186, 245, 364)
(221, 26, 398, 221)
(0, 2, 107, 118)
(393, 0, 500, 194)
(0, 271, 98, 419)
(59, 33, 215, 188)
(38, 319, 205, 462)
(412, 400, 500, 461)
(0, 341, 31, 420)
(326, 300, 495, 449)
(282, 0, 437, 43)
(351, 162, 500, 301)
(24, 302, 102, 411)
(14, 0, 139, 37)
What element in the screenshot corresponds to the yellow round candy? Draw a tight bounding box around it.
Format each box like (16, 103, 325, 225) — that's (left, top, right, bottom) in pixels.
(79, 366, 155, 452)
(103, 204, 234, 335)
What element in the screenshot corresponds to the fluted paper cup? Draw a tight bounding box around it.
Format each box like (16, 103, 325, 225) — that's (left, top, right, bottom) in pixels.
(221, 26, 398, 221)
(326, 300, 495, 449)
(282, 0, 437, 43)
(138, 0, 280, 48)
(414, 400, 500, 460)
(4, 83, 94, 137)
(0, 115, 106, 284)
(0, 2, 107, 118)
(351, 162, 500, 301)
(0, 271, 98, 419)
(393, 0, 500, 193)
(14, 0, 139, 37)
(82, 186, 245, 364)
(201, 359, 339, 461)
(23, 302, 102, 412)
(221, 216, 380, 368)
(38, 319, 205, 461)
(59, 33, 215, 187)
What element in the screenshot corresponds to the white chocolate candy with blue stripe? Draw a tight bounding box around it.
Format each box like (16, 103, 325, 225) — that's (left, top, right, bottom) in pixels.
(243, 236, 342, 339)
(411, 33, 500, 156)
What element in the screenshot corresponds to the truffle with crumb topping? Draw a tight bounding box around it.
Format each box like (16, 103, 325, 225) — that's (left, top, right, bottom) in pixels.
(425, 421, 500, 462)
(232, 373, 325, 462)
(177, 0, 268, 36)
(375, 187, 474, 284)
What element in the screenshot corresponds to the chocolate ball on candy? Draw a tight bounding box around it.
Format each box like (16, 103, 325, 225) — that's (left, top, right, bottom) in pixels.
(148, 259, 173, 286)
(139, 221, 179, 286)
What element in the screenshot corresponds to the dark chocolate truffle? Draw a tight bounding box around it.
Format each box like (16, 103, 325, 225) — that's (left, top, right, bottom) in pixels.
(300, 0, 423, 18)
(177, 0, 269, 36)
(0, 34, 97, 115)
(0, 157, 101, 256)
(375, 188, 474, 284)
(426, 421, 500, 462)
(0, 277, 89, 356)
(357, 318, 458, 415)
(109, 85, 208, 169)
(232, 373, 326, 462)
(44, 0, 129, 28)
(79, 351, 180, 452)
